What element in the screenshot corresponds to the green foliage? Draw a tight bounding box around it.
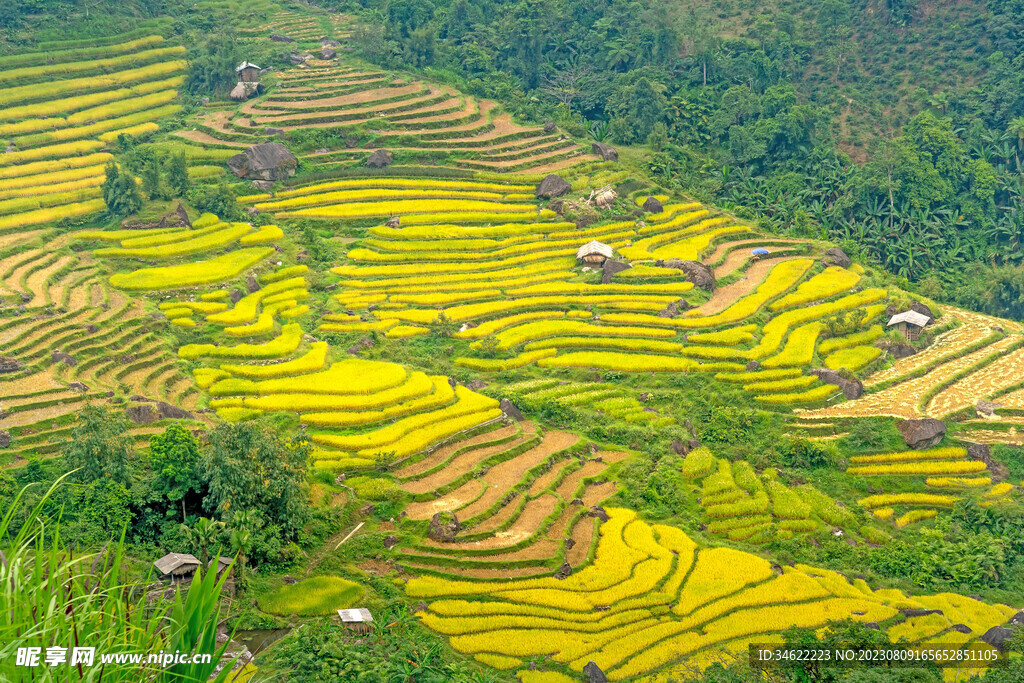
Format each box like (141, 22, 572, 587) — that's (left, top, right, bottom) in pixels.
(203, 421, 311, 536)
(150, 423, 202, 509)
(189, 180, 240, 221)
(102, 160, 143, 216)
(62, 404, 134, 486)
(166, 150, 190, 197)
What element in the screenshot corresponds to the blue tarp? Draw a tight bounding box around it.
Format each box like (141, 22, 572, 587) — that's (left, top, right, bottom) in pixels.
(751, 248, 770, 255)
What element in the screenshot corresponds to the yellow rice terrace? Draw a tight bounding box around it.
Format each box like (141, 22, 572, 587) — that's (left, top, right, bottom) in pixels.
(1, 2, 1022, 683)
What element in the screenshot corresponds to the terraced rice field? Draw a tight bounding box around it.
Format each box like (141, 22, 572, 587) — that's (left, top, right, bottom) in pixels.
(407, 508, 1015, 680)
(0, 33, 185, 233)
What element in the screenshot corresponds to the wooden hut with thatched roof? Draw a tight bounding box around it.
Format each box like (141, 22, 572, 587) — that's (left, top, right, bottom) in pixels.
(154, 553, 200, 583)
(236, 61, 260, 82)
(577, 240, 613, 265)
(887, 310, 930, 341)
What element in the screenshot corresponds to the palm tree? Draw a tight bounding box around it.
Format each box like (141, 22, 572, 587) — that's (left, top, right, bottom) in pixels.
(229, 528, 252, 586)
(1007, 117, 1024, 161)
(180, 517, 224, 566)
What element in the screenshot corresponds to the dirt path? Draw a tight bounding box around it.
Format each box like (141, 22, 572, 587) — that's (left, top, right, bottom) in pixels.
(690, 256, 801, 316)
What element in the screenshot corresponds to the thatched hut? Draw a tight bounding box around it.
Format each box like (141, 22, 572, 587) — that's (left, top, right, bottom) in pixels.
(154, 553, 200, 583)
(577, 240, 613, 265)
(887, 310, 930, 341)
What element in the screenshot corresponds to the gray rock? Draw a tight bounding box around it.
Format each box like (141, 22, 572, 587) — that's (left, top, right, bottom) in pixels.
(901, 609, 943, 617)
(583, 661, 609, 683)
(554, 562, 572, 580)
(320, 48, 336, 60)
(589, 506, 610, 522)
(821, 247, 851, 268)
(227, 142, 298, 181)
(910, 300, 933, 319)
(543, 120, 556, 133)
(662, 259, 715, 291)
(875, 338, 917, 359)
(671, 439, 699, 455)
(383, 535, 398, 550)
(67, 382, 87, 392)
(230, 289, 243, 304)
(0, 431, 10, 448)
(951, 624, 972, 634)
(126, 404, 157, 425)
(466, 380, 488, 390)
(52, 350, 76, 366)
(897, 418, 946, 449)
(385, 216, 400, 228)
(601, 259, 631, 284)
(200, 97, 210, 105)
(591, 142, 618, 161)
(499, 398, 523, 421)
(0, 357, 23, 374)
(366, 149, 393, 168)
(156, 402, 193, 420)
(981, 626, 1014, 651)
(264, 127, 284, 136)
(1009, 611, 1024, 626)
(427, 512, 461, 543)
(746, 360, 761, 371)
(246, 275, 260, 293)
(288, 54, 306, 65)
(251, 180, 274, 191)
(270, 33, 294, 42)
(642, 196, 664, 213)
(130, 395, 152, 402)
(534, 174, 571, 199)
(809, 368, 864, 399)
(321, 39, 340, 47)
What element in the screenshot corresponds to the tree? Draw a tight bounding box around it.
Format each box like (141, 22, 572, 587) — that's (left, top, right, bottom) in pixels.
(101, 161, 143, 217)
(62, 405, 134, 486)
(181, 517, 224, 566)
(150, 424, 202, 522)
(607, 77, 667, 144)
(166, 151, 190, 197)
(202, 422, 310, 534)
(541, 60, 600, 114)
(140, 155, 164, 201)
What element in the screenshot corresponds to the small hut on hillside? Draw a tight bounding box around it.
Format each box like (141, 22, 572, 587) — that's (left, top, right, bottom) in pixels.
(887, 310, 931, 341)
(154, 553, 200, 584)
(337, 608, 374, 634)
(577, 240, 613, 265)
(236, 61, 260, 83)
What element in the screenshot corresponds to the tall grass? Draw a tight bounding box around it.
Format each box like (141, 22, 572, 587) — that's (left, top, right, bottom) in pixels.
(0, 476, 240, 682)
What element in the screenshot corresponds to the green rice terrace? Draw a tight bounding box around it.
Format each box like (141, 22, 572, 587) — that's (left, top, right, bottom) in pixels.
(0, 2, 1022, 682)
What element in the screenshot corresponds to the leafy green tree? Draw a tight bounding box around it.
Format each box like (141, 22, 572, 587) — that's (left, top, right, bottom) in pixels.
(608, 77, 667, 144)
(191, 179, 240, 220)
(150, 424, 202, 521)
(202, 422, 310, 534)
(101, 161, 143, 217)
(166, 151, 190, 197)
(62, 405, 134, 486)
(180, 517, 224, 566)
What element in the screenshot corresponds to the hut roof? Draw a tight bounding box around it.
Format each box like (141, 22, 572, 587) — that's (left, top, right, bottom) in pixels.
(154, 553, 200, 575)
(236, 61, 260, 72)
(337, 608, 373, 623)
(208, 556, 233, 572)
(887, 311, 931, 328)
(577, 240, 613, 260)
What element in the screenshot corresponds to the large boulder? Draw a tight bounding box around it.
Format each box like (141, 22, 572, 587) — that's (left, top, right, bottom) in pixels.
(642, 196, 664, 213)
(601, 259, 631, 284)
(367, 149, 393, 168)
(160, 204, 191, 228)
(662, 259, 715, 292)
(875, 338, 917, 359)
(591, 142, 618, 161)
(227, 142, 298, 181)
(0, 356, 22, 374)
(499, 398, 524, 421)
(535, 174, 571, 199)
(582, 661, 609, 683)
(320, 48, 337, 60)
(897, 418, 946, 449)
(910, 300, 933, 319)
(52, 350, 76, 366)
(126, 404, 158, 425)
(809, 368, 863, 399)
(156, 402, 194, 420)
(1009, 611, 1024, 626)
(427, 512, 461, 543)
(822, 247, 851, 268)
(0, 430, 10, 449)
(270, 33, 295, 42)
(981, 626, 1014, 651)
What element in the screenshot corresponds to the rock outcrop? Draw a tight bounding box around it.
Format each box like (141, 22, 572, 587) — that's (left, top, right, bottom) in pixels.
(591, 142, 618, 161)
(897, 418, 946, 449)
(535, 174, 571, 199)
(227, 142, 298, 181)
